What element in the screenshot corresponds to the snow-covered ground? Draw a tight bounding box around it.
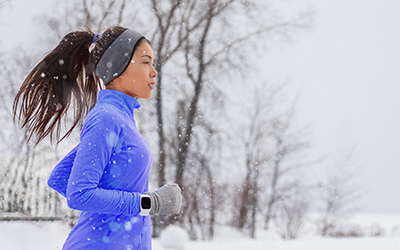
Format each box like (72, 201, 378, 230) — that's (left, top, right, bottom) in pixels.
(1, 214, 400, 250)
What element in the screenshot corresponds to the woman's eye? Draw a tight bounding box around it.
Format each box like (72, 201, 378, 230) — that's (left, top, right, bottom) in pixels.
(143, 61, 155, 67)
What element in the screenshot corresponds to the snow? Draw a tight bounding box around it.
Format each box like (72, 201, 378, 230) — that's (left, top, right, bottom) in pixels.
(0, 221, 69, 250)
(159, 225, 189, 249)
(1, 214, 400, 250)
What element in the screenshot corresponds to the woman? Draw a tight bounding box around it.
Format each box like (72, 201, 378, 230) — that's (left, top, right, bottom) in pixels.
(13, 26, 182, 250)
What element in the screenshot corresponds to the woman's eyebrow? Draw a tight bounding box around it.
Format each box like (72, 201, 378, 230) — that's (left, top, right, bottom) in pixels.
(141, 55, 153, 60)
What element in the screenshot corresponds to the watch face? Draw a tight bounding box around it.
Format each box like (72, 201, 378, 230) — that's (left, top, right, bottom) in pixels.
(141, 197, 151, 209)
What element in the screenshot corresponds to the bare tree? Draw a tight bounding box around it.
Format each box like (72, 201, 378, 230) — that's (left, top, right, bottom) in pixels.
(37, 0, 134, 46)
(317, 151, 364, 237)
(234, 83, 278, 237)
(262, 104, 312, 231)
(172, 0, 313, 186)
(273, 185, 309, 239)
(233, 81, 312, 238)
(145, 0, 313, 237)
(0, 50, 63, 218)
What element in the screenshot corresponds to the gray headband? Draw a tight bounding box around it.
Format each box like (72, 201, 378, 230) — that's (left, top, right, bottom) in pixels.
(95, 29, 144, 85)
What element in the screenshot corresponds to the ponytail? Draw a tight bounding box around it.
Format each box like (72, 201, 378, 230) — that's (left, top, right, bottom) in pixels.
(13, 30, 101, 145)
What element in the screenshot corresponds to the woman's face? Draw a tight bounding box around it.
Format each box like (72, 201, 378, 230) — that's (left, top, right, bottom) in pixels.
(110, 40, 157, 99)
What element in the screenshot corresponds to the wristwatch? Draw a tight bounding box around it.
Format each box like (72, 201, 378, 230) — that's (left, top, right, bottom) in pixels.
(140, 194, 151, 216)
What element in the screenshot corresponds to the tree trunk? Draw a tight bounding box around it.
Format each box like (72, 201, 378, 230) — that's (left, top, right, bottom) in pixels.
(264, 157, 280, 230)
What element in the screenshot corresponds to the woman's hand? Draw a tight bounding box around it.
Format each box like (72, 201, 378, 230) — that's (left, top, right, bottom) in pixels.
(146, 184, 182, 215)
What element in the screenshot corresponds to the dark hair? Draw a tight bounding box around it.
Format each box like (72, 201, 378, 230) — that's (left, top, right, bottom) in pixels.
(13, 26, 127, 145)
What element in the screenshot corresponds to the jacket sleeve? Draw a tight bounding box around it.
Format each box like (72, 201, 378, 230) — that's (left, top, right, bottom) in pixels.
(66, 109, 141, 216)
(47, 145, 78, 197)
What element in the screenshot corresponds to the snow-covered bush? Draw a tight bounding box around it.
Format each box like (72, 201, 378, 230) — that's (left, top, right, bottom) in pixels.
(159, 225, 189, 249)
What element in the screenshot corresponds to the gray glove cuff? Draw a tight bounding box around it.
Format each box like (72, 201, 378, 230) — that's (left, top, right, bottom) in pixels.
(144, 192, 160, 215)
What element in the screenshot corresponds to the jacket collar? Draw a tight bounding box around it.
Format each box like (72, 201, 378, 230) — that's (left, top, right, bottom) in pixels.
(97, 89, 141, 117)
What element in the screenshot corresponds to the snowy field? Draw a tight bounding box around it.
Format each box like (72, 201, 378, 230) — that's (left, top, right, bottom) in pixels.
(1, 214, 400, 250)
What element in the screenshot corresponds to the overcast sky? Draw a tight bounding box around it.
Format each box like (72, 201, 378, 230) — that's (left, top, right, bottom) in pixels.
(262, 0, 400, 214)
(1, 0, 400, 214)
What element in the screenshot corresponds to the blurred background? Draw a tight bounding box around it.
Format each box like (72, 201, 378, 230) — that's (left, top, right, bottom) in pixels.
(0, 0, 399, 242)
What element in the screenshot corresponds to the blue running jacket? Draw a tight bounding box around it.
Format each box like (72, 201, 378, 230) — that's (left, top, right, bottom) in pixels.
(48, 89, 153, 250)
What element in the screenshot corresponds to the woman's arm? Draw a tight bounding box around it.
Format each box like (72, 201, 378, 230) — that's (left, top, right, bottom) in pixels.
(66, 109, 141, 216)
(47, 145, 79, 197)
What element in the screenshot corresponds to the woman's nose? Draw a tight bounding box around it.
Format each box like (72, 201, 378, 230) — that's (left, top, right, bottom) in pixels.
(152, 66, 158, 78)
